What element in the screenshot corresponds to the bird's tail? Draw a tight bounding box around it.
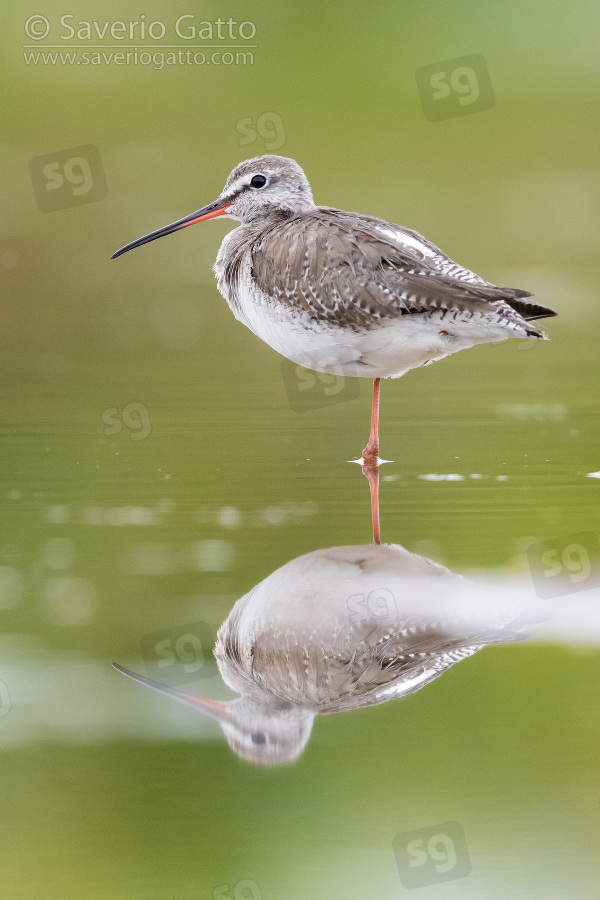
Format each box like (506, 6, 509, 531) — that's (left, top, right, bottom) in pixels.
(503, 288, 558, 325)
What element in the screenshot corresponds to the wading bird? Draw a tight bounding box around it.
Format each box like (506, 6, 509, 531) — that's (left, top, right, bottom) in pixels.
(112, 155, 556, 462)
(114, 542, 539, 764)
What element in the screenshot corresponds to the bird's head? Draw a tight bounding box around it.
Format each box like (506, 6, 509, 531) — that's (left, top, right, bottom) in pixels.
(217, 695, 314, 765)
(111, 155, 315, 259)
(113, 663, 314, 765)
(218, 155, 315, 223)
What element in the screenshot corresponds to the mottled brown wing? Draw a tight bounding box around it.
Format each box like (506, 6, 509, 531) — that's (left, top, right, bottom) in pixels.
(251, 209, 555, 330)
(311, 623, 485, 712)
(246, 619, 519, 713)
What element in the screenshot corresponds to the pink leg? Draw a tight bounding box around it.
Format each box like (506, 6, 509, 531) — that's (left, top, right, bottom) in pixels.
(362, 378, 380, 465)
(362, 461, 381, 544)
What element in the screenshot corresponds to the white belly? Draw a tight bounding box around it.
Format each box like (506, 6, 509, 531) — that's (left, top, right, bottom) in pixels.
(232, 285, 512, 379)
(216, 243, 512, 379)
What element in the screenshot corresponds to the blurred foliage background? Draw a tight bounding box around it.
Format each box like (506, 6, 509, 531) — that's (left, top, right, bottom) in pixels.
(1, 0, 599, 897)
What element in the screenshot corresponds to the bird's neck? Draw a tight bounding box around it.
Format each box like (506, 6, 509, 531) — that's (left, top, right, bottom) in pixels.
(241, 203, 315, 227)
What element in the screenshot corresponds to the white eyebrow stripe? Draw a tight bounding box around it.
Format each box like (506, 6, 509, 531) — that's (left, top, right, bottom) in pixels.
(221, 178, 246, 199)
(376, 226, 436, 258)
(221, 174, 257, 198)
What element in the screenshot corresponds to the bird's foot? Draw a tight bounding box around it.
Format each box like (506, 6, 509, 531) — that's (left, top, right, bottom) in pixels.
(361, 441, 380, 468)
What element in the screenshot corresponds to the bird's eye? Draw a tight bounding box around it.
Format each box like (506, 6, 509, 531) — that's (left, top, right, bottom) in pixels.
(250, 175, 267, 189)
(250, 731, 266, 744)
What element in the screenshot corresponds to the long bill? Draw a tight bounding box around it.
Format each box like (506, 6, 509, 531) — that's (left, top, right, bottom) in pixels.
(113, 662, 231, 722)
(111, 199, 232, 259)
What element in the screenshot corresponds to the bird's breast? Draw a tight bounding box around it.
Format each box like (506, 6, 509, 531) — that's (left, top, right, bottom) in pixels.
(212, 223, 515, 380)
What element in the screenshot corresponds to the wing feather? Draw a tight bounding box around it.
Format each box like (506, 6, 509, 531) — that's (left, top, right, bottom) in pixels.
(251, 208, 556, 333)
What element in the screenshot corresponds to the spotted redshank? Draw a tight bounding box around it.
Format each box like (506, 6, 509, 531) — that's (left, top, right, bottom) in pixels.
(114, 542, 540, 764)
(112, 155, 557, 462)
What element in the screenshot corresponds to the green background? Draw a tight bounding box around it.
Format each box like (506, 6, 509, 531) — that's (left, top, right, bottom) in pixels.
(1, 1, 599, 897)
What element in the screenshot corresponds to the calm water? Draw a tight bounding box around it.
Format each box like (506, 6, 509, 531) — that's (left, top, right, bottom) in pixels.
(3, 0, 600, 896)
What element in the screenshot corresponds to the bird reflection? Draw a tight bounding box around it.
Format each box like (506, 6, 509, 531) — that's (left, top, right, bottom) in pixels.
(361, 459, 381, 544)
(115, 541, 539, 765)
